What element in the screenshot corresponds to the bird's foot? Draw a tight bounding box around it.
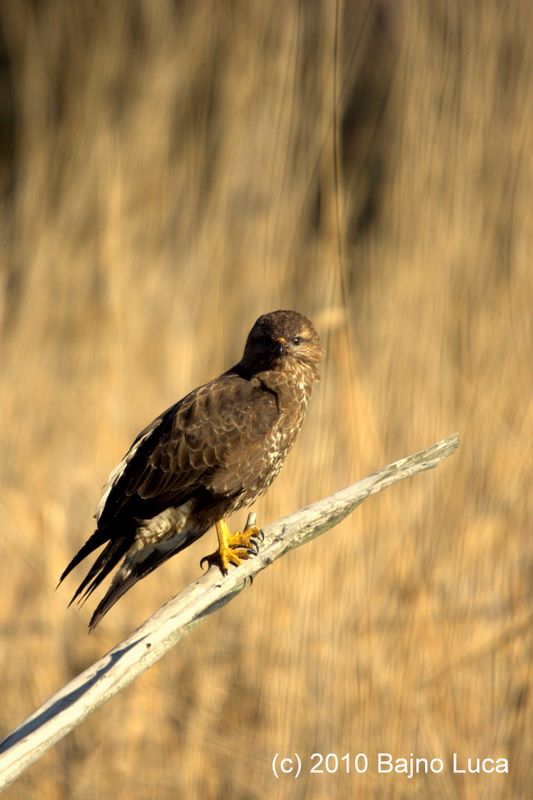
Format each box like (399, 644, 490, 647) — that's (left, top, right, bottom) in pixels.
(201, 519, 262, 573)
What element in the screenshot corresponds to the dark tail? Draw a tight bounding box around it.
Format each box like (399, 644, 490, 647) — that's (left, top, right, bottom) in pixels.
(58, 525, 133, 612)
(87, 528, 203, 630)
(68, 538, 129, 608)
(60, 524, 205, 630)
(57, 528, 111, 586)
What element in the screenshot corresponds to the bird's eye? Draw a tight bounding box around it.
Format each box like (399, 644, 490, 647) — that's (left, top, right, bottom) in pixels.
(291, 336, 303, 346)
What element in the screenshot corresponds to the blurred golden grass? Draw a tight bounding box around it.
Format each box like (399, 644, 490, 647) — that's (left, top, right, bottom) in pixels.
(0, 1, 531, 798)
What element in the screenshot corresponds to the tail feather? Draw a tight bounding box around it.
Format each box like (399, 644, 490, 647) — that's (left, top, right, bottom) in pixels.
(70, 538, 128, 607)
(57, 528, 111, 587)
(59, 519, 137, 610)
(60, 521, 206, 630)
(88, 529, 202, 630)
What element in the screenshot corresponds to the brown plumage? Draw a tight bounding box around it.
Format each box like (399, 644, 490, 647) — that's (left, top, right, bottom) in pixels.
(59, 310, 323, 629)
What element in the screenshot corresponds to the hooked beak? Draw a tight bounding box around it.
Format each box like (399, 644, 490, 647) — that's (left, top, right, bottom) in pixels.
(274, 336, 287, 358)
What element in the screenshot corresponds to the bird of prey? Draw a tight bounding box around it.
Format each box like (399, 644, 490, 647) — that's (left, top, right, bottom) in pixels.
(59, 309, 323, 629)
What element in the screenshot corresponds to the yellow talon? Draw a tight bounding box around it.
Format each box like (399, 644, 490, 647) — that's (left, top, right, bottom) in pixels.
(201, 519, 260, 573)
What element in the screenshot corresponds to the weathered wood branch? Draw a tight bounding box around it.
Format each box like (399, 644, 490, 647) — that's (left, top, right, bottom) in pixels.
(0, 434, 459, 790)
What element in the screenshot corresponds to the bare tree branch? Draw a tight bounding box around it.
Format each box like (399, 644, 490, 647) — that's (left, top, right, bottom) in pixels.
(0, 434, 459, 790)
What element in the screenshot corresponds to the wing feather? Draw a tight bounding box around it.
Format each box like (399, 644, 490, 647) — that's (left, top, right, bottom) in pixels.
(97, 373, 278, 526)
(61, 372, 279, 608)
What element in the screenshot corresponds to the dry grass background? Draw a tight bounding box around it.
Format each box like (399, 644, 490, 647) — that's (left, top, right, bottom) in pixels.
(0, 1, 531, 798)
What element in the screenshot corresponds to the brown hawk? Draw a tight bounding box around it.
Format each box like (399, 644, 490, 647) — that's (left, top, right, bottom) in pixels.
(59, 309, 323, 629)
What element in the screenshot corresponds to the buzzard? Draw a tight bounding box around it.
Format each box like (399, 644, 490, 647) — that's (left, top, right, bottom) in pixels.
(59, 309, 323, 629)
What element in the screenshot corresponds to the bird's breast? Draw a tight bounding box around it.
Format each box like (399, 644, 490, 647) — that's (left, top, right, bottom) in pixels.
(259, 385, 309, 482)
(231, 365, 314, 509)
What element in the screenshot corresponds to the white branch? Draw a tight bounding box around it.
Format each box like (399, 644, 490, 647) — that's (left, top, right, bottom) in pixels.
(0, 433, 459, 789)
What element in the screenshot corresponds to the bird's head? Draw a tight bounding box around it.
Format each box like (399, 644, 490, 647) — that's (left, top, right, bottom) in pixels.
(242, 310, 324, 374)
